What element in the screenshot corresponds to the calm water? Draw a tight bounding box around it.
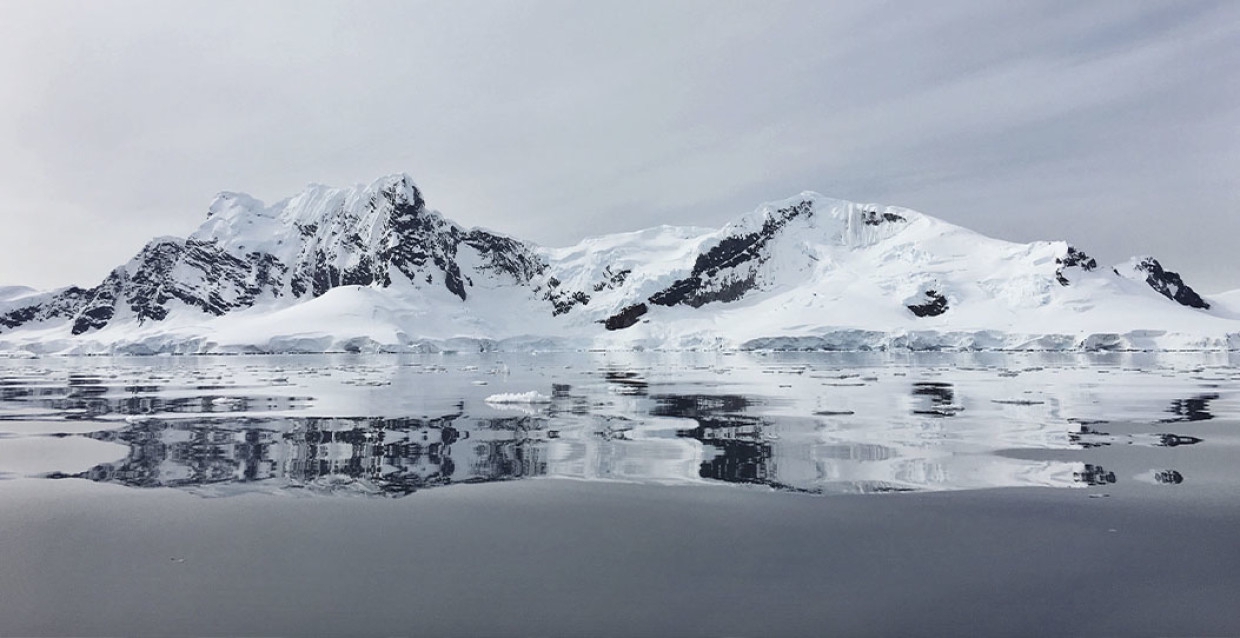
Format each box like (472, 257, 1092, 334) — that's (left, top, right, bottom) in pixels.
(1, 351, 1239, 636)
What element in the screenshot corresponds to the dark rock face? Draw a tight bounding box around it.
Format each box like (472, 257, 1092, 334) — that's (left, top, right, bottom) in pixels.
(603, 303, 648, 331)
(907, 290, 949, 317)
(1, 287, 93, 332)
(1, 237, 296, 336)
(1055, 246, 1098, 286)
(71, 278, 118, 335)
(0, 304, 42, 330)
(649, 200, 814, 308)
(862, 210, 905, 226)
(1075, 463, 1117, 486)
(592, 267, 630, 292)
(649, 272, 757, 309)
(370, 188, 546, 302)
(464, 231, 546, 282)
(1132, 257, 1209, 309)
(545, 278, 591, 316)
(541, 266, 634, 317)
(127, 239, 289, 320)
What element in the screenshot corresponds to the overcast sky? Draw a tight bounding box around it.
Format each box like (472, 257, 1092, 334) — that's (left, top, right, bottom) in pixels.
(1, 0, 1236, 292)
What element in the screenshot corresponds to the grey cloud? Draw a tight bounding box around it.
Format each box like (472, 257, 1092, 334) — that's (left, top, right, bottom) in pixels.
(0, 0, 1235, 290)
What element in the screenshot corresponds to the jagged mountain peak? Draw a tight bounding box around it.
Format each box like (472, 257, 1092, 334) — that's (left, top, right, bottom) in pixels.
(726, 191, 917, 234)
(198, 172, 432, 246)
(181, 173, 548, 305)
(207, 191, 265, 219)
(0, 174, 1234, 353)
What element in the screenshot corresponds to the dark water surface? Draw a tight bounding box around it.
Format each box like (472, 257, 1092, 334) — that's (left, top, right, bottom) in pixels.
(1, 352, 1238, 636)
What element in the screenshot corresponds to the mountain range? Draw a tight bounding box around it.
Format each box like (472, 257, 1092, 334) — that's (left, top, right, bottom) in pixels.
(2, 173, 1238, 354)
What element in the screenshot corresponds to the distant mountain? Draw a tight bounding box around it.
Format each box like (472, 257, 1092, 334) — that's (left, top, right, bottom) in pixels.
(2, 173, 1237, 353)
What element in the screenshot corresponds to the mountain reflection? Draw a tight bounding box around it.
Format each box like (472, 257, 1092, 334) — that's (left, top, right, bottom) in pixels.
(50, 387, 1096, 496)
(0, 372, 307, 420)
(911, 382, 962, 417)
(56, 415, 551, 497)
(1162, 394, 1218, 422)
(655, 394, 775, 488)
(1, 355, 1229, 498)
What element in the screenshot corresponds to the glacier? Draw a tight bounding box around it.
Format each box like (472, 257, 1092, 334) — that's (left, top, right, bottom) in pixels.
(2, 173, 1239, 355)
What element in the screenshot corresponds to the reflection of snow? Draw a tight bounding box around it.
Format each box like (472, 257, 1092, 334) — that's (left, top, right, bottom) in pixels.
(485, 391, 552, 404)
(540, 421, 1088, 493)
(544, 420, 708, 485)
(0, 436, 129, 476)
(1, 351, 1236, 496)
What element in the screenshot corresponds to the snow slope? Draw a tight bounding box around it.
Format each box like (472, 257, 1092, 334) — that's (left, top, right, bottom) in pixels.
(1208, 289, 1240, 319)
(0, 286, 36, 302)
(2, 175, 1238, 353)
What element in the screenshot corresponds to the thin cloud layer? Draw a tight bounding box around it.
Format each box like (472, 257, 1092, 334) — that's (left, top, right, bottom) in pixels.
(0, 0, 1236, 290)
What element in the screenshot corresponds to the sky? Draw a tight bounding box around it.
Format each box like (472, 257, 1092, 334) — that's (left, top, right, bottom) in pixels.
(0, 0, 1237, 292)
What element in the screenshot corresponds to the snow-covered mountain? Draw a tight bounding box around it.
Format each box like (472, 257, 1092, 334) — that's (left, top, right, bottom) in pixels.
(2, 173, 1238, 353)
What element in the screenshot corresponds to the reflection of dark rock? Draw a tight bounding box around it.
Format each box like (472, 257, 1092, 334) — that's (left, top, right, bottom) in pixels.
(1066, 428, 1200, 448)
(542, 383, 591, 416)
(675, 417, 765, 445)
(0, 374, 319, 421)
(1153, 470, 1184, 485)
(651, 394, 754, 420)
(1161, 394, 1217, 422)
(913, 382, 953, 401)
(1074, 464, 1117, 486)
(1069, 426, 1203, 449)
(0, 379, 36, 402)
(816, 444, 895, 462)
(697, 439, 770, 485)
(912, 382, 960, 417)
(654, 393, 779, 488)
(1069, 425, 1111, 448)
(604, 370, 648, 396)
(64, 413, 549, 497)
(594, 417, 635, 441)
(1155, 433, 1202, 447)
(650, 393, 819, 493)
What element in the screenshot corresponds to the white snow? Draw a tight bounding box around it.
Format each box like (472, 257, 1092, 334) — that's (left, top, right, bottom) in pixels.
(3, 177, 1240, 354)
(0, 286, 37, 302)
(1208, 289, 1240, 319)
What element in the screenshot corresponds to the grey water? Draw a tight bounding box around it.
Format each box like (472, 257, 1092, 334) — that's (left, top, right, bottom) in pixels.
(1, 351, 1239, 637)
